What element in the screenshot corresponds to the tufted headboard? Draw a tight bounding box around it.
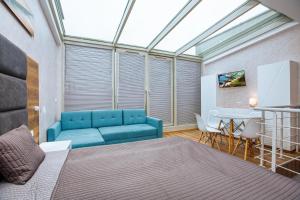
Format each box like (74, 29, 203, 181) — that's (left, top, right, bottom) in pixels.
(0, 34, 28, 135)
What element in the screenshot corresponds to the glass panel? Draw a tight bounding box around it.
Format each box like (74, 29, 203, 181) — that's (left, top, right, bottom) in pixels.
(119, 0, 188, 47)
(183, 47, 196, 56)
(205, 4, 269, 40)
(60, 0, 128, 41)
(156, 0, 248, 52)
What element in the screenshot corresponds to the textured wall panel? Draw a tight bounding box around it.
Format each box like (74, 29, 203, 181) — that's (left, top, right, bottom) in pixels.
(0, 73, 27, 112)
(0, 34, 27, 79)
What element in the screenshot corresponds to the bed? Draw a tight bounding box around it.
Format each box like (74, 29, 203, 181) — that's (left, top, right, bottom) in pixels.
(1, 137, 300, 200)
(0, 34, 300, 200)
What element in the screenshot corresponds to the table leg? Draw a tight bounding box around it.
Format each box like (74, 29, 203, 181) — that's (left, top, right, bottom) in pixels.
(229, 119, 234, 153)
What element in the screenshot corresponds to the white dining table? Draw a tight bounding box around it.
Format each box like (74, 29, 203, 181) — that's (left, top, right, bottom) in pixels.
(213, 111, 261, 153)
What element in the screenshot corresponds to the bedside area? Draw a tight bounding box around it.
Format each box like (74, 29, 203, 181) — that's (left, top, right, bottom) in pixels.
(39, 140, 72, 153)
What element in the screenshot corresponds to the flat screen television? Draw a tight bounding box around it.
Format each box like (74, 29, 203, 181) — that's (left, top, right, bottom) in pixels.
(218, 70, 246, 88)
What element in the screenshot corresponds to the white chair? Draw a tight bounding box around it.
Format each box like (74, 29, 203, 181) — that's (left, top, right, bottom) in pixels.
(232, 118, 261, 160)
(195, 113, 221, 151)
(207, 110, 227, 143)
(207, 110, 225, 129)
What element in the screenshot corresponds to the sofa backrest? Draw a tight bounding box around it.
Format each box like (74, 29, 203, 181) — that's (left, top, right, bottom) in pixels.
(61, 111, 92, 130)
(123, 109, 146, 125)
(92, 110, 122, 128)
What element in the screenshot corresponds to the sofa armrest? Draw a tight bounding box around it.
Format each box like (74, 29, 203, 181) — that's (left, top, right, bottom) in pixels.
(47, 121, 61, 142)
(146, 117, 163, 138)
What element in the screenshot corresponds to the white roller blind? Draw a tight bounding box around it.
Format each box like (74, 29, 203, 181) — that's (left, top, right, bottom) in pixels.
(149, 56, 172, 125)
(176, 59, 201, 125)
(64, 45, 113, 111)
(117, 51, 145, 109)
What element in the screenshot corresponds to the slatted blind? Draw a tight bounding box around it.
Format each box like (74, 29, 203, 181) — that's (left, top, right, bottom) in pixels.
(149, 56, 172, 125)
(117, 51, 145, 109)
(176, 59, 201, 125)
(64, 45, 113, 111)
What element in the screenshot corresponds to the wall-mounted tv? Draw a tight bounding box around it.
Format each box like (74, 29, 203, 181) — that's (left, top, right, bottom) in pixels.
(218, 70, 246, 88)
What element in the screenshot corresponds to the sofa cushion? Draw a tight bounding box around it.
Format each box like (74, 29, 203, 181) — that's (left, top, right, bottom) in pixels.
(92, 110, 122, 128)
(56, 128, 104, 148)
(61, 111, 91, 131)
(123, 109, 146, 125)
(99, 124, 156, 141)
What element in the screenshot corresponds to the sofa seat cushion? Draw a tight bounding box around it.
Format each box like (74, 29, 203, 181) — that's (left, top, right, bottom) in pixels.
(56, 128, 104, 148)
(99, 124, 157, 141)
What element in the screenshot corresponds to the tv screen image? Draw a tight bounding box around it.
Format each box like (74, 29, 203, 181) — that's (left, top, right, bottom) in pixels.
(218, 70, 246, 88)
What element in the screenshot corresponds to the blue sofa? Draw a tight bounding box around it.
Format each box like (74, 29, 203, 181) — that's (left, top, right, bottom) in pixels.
(47, 109, 163, 149)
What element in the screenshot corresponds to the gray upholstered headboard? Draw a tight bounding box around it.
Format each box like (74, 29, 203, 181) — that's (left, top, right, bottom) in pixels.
(0, 34, 28, 135)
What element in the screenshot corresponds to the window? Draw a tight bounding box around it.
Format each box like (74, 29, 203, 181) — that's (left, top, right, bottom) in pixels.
(176, 59, 201, 125)
(64, 45, 113, 111)
(116, 51, 146, 109)
(148, 56, 173, 125)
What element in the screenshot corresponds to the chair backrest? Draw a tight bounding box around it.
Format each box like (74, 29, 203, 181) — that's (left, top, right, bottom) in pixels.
(195, 113, 207, 132)
(207, 110, 220, 125)
(241, 118, 261, 139)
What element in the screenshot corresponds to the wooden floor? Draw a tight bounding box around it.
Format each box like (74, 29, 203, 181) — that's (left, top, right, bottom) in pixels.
(164, 129, 300, 175)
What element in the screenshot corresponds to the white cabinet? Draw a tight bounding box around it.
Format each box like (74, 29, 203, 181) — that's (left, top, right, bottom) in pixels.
(257, 60, 299, 150)
(201, 74, 217, 123)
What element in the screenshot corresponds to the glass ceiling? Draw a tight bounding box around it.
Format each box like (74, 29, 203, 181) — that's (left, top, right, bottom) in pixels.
(60, 0, 128, 41)
(118, 0, 189, 47)
(182, 4, 270, 56)
(58, 0, 276, 56)
(155, 0, 248, 52)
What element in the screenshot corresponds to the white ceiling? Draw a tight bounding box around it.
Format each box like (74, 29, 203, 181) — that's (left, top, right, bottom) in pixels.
(259, 0, 300, 22)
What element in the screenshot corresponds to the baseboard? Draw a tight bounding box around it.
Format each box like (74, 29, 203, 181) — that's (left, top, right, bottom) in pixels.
(164, 124, 198, 132)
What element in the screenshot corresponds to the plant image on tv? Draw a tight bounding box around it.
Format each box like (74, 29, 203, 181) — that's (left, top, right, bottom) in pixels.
(218, 70, 246, 88)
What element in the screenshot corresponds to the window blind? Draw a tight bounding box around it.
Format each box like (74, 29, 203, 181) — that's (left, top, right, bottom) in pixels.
(149, 56, 172, 125)
(176, 59, 201, 125)
(64, 45, 113, 111)
(116, 51, 145, 109)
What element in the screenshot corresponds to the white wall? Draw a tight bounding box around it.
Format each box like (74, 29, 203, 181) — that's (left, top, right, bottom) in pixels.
(202, 24, 300, 108)
(0, 1, 63, 142)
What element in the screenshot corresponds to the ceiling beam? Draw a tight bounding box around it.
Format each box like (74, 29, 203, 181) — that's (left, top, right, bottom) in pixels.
(146, 0, 202, 51)
(175, 0, 259, 56)
(113, 0, 136, 46)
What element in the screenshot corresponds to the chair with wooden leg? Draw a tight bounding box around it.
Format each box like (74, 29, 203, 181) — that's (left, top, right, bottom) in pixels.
(207, 110, 226, 143)
(232, 118, 261, 160)
(195, 113, 221, 151)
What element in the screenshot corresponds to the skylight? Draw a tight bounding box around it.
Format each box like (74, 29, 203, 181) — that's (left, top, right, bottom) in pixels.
(118, 0, 189, 47)
(60, 0, 128, 41)
(204, 4, 269, 41)
(155, 0, 248, 52)
(55, 0, 290, 58)
(182, 4, 270, 56)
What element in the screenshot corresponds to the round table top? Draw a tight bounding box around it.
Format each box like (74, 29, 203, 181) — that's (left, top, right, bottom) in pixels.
(213, 113, 261, 119)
